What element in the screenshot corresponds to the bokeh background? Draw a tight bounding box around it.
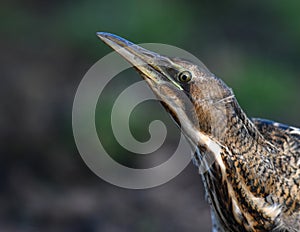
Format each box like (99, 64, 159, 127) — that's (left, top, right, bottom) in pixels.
(1, 1, 300, 231)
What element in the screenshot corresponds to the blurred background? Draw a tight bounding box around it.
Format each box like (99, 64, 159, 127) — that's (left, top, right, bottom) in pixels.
(1, 0, 299, 231)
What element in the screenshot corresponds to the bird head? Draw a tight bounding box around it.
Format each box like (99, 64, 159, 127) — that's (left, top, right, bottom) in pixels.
(97, 32, 235, 144)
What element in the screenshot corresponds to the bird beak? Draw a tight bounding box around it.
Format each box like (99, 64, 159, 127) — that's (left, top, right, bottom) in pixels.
(97, 32, 202, 144)
(96, 32, 183, 91)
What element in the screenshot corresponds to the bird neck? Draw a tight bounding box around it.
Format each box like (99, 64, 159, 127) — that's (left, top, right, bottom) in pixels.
(196, 96, 272, 152)
(197, 97, 281, 231)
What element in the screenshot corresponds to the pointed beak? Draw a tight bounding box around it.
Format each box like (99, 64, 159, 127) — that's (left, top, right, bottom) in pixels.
(97, 32, 182, 90)
(97, 32, 205, 147)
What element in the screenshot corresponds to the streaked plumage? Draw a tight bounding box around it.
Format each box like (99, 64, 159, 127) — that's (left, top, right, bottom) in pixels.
(98, 32, 300, 231)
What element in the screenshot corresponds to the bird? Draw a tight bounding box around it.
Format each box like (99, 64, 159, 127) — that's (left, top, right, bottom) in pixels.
(97, 32, 300, 232)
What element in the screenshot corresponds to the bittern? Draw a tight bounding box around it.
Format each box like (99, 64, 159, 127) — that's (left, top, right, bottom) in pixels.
(97, 32, 300, 232)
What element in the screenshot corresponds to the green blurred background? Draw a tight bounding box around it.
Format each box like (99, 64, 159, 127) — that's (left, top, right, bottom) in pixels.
(1, 0, 299, 231)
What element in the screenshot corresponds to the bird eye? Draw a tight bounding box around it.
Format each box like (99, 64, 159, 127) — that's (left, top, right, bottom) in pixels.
(177, 71, 192, 83)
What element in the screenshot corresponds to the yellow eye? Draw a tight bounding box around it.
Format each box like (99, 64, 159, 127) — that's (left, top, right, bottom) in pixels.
(177, 71, 192, 83)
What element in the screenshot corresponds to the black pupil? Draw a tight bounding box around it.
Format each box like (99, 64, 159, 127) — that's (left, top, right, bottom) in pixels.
(180, 72, 190, 81)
